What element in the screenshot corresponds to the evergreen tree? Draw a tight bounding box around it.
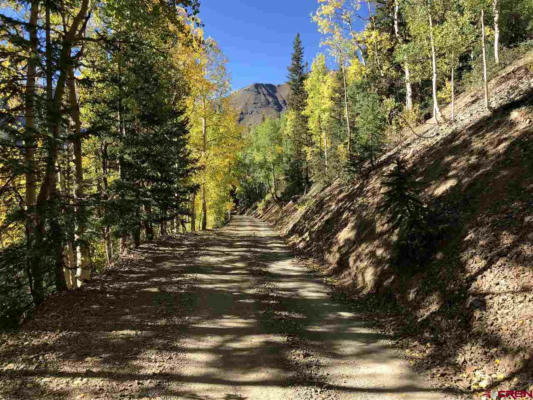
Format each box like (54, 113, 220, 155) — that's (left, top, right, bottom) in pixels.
(284, 34, 311, 197)
(287, 34, 307, 112)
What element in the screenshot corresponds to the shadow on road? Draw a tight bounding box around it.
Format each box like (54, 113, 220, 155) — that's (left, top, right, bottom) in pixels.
(0, 216, 459, 399)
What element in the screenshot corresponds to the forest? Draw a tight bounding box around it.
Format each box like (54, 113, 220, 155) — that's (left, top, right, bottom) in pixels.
(0, 0, 532, 398)
(236, 0, 533, 208)
(0, 0, 243, 326)
(0, 0, 532, 328)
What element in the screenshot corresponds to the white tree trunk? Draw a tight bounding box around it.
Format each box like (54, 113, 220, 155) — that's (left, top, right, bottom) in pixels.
(394, 0, 413, 110)
(451, 66, 455, 122)
(341, 64, 352, 154)
(323, 127, 328, 173)
(68, 67, 90, 287)
(201, 116, 207, 231)
(493, 0, 500, 64)
(428, 10, 442, 122)
(481, 9, 490, 110)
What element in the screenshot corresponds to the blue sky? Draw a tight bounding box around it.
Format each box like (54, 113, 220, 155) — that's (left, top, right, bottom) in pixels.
(1, 2, 368, 90)
(199, 0, 326, 90)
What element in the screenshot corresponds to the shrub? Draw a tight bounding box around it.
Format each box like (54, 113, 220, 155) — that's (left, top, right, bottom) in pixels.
(380, 158, 450, 272)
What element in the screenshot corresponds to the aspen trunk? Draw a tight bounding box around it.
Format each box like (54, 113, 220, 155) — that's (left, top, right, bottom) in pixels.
(51, 152, 68, 292)
(428, 9, 442, 122)
(481, 9, 490, 110)
(323, 126, 328, 174)
(68, 67, 91, 287)
(271, 163, 279, 199)
(201, 115, 208, 231)
(394, 0, 413, 110)
(341, 64, 352, 154)
(117, 40, 128, 254)
(202, 185, 207, 231)
(100, 143, 113, 266)
(61, 144, 77, 289)
(405, 65, 413, 110)
(493, 0, 500, 64)
(31, 0, 91, 296)
(191, 193, 196, 232)
(451, 66, 455, 122)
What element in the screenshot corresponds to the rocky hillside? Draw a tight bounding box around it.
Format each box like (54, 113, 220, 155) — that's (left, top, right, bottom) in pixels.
(230, 83, 289, 127)
(254, 52, 533, 395)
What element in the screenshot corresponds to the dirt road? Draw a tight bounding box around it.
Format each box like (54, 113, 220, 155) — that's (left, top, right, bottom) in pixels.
(0, 216, 459, 399)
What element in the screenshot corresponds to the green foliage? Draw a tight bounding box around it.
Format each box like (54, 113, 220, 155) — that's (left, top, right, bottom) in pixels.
(347, 82, 387, 174)
(284, 34, 311, 196)
(282, 158, 309, 201)
(90, 32, 196, 241)
(380, 158, 433, 272)
(0, 244, 33, 330)
(0, 0, 200, 325)
(235, 118, 285, 205)
(287, 34, 307, 112)
(380, 159, 425, 231)
(459, 40, 533, 92)
(238, 0, 533, 211)
(499, 0, 533, 45)
(380, 159, 457, 273)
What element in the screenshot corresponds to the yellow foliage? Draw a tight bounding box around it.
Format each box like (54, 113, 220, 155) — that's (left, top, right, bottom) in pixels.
(184, 38, 243, 228)
(438, 80, 453, 104)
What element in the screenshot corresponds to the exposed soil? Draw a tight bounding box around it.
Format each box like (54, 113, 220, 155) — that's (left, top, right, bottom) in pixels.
(253, 52, 533, 397)
(0, 216, 459, 399)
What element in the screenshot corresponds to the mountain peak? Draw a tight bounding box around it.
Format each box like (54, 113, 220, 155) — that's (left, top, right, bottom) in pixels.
(230, 83, 290, 127)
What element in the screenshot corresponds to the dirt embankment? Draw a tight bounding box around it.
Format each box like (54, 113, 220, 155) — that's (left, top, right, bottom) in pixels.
(254, 52, 533, 395)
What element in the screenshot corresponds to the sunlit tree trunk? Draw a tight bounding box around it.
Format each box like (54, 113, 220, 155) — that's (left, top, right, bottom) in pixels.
(481, 8, 490, 110)
(271, 163, 279, 199)
(428, 7, 442, 122)
(202, 185, 207, 230)
(32, 0, 91, 294)
(324, 128, 328, 173)
(451, 61, 455, 122)
(60, 144, 76, 289)
(68, 67, 90, 287)
(340, 64, 352, 154)
(493, 0, 500, 64)
(319, 118, 328, 173)
(394, 0, 413, 110)
(116, 39, 129, 254)
(101, 143, 113, 266)
(190, 192, 196, 232)
(201, 115, 208, 231)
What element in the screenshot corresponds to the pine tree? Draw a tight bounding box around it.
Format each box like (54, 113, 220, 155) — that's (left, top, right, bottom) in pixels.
(287, 34, 307, 112)
(284, 34, 310, 197)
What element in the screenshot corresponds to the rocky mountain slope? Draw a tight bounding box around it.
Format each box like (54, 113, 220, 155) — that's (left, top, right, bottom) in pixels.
(230, 83, 289, 128)
(254, 51, 533, 395)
